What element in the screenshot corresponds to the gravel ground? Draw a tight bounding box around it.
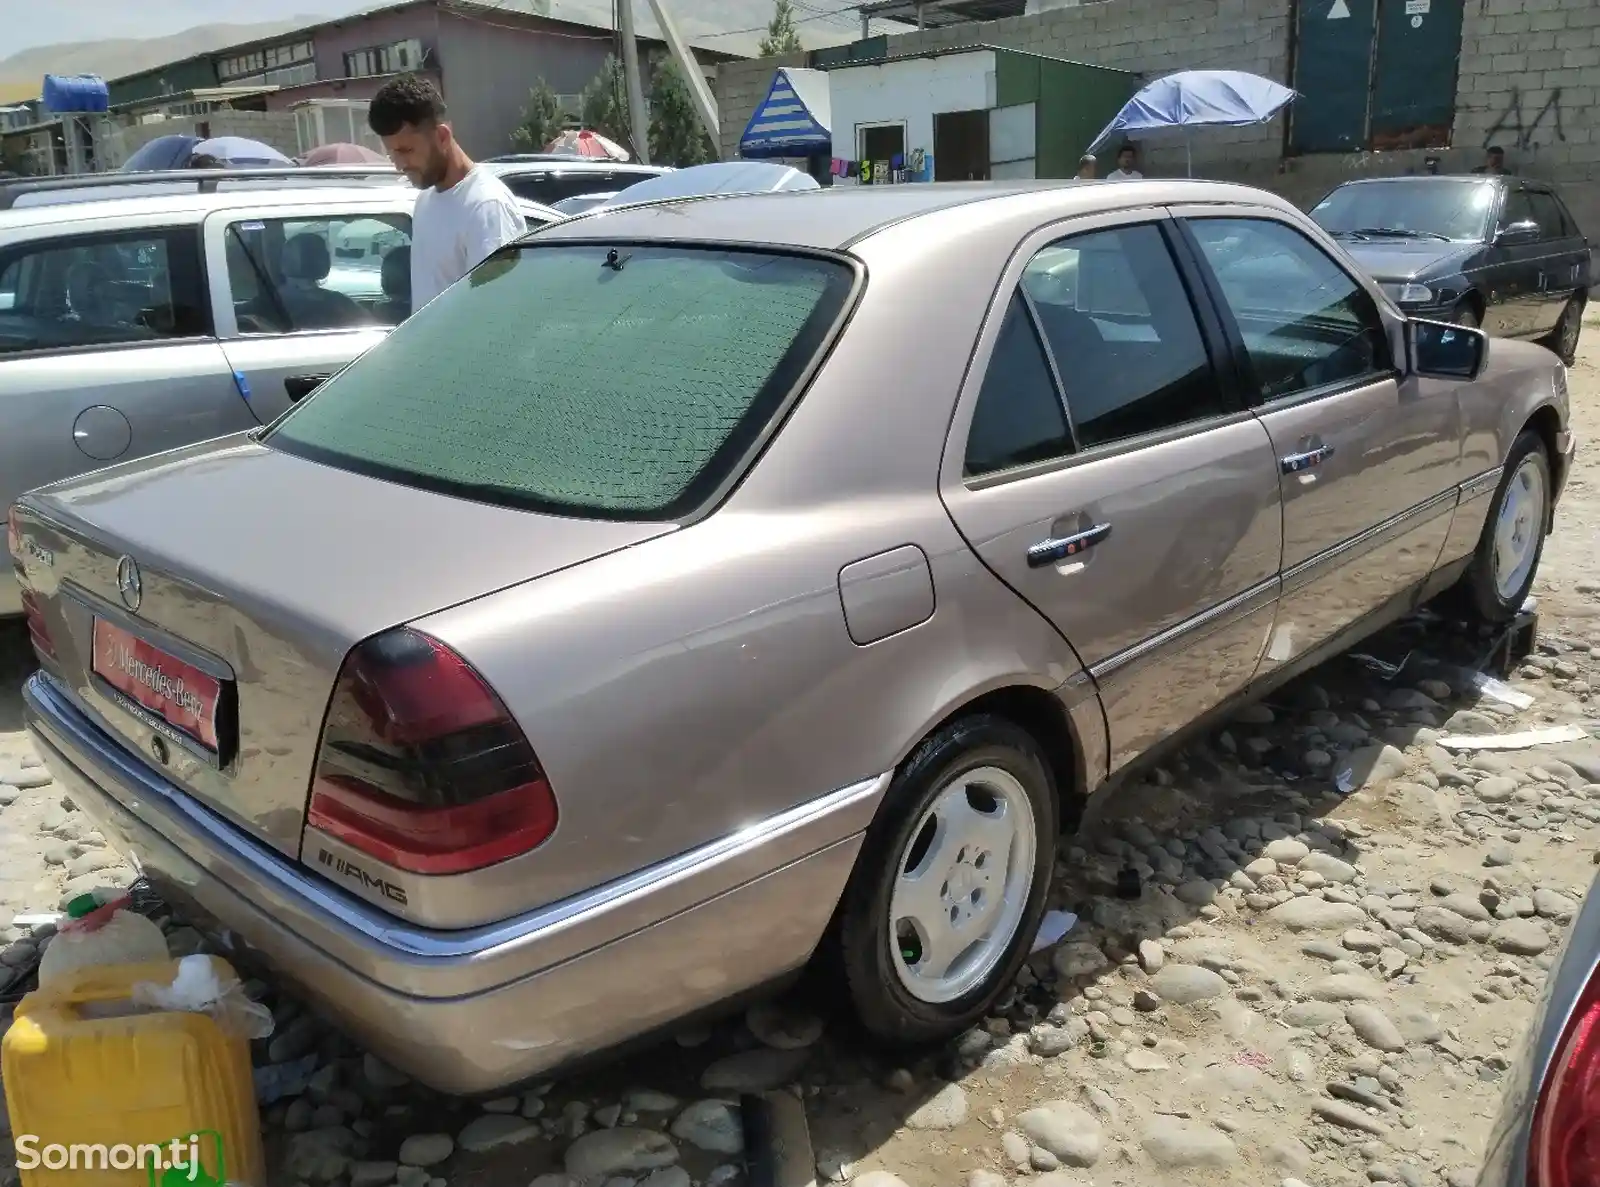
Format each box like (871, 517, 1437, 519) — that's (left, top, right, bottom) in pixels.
(2, 319, 1599, 1187)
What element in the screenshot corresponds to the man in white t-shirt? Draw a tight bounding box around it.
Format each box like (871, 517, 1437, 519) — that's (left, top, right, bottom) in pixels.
(1105, 144, 1144, 181)
(368, 74, 525, 311)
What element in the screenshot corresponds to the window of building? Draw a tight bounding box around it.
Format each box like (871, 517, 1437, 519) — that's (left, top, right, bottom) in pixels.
(345, 39, 426, 79)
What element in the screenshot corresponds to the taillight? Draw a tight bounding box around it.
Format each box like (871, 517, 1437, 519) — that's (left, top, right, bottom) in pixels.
(21, 589, 55, 661)
(306, 627, 557, 876)
(1529, 963, 1600, 1185)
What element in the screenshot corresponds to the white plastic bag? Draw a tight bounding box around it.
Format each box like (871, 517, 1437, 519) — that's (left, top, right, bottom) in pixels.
(131, 954, 276, 1039)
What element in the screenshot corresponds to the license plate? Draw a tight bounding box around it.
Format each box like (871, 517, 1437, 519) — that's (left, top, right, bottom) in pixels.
(91, 618, 222, 751)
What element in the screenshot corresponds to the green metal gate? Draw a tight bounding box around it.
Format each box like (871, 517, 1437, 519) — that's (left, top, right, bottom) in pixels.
(1370, 0, 1464, 149)
(1290, 0, 1376, 154)
(1290, 0, 1462, 155)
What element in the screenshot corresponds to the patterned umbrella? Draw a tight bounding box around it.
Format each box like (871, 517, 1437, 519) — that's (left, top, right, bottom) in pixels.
(299, 142, 388, 166)
(544, 129, 631, 162)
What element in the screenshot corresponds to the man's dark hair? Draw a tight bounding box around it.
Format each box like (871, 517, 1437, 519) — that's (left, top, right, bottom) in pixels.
(369, 74, 448, 136)
(1118, 143, 1135, 156)
(1487, 145, 1505, 157)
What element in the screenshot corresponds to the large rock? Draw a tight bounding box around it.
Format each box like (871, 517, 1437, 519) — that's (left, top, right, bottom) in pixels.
(1263, 839, 1310, 864)
(565, 1129, 680, 1178)
(671, 1100, 744, 1153)
(1282, 1001, 1344, 1030)
(1299, 852, 1359, 883)
(1534, 889, 1578, 922)
(1052, 942, 1109, 980)
(1490, 918, 1550, 955)
(1337, 744, 1408, 791)
(1140, 1120, 1238, 1169)
(1016, 1101, 1103, 1168)
(397, 1134, 453, 1168)
(1308, 974, 1383, 1002)
(1312, 1098, 1389, 1136)
(1266, 899, 1367, 932)
(458, 1113, 540, 1152)
(1437, 893, 1491, 922)
(700, 1047, 808, 1092)
(904, 1083, 968, 1131)
(1346, 1004, 1407, 1052)
(1149, 964, 1227, 1005)
(1416, 906, 1475, 944)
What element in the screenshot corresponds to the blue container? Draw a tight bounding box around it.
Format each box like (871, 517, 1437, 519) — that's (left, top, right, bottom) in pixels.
(42, 74, 109, 113)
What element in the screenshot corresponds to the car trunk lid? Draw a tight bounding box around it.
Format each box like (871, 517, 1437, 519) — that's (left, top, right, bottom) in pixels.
(15, 435, 674, 857)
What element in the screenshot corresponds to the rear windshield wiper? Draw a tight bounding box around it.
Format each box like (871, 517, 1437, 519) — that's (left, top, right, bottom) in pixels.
(1350, 226, 1453, 242)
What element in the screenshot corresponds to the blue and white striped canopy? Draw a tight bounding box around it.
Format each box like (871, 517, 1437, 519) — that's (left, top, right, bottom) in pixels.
(739, 67, 832, 159)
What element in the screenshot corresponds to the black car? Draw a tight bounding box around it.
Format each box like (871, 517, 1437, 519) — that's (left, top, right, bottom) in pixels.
(1309, 174, 1590, 364)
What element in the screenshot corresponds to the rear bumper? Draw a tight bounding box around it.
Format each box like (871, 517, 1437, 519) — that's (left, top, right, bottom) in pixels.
(24, 671, 881, 1094)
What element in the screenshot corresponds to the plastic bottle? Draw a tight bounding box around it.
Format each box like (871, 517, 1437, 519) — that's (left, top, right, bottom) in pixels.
(36, 893, 170, 987)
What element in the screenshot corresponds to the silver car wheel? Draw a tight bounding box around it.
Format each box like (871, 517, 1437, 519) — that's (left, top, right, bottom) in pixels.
(888, 765, 1037, 1005)
(1492, 454, 1546, 602)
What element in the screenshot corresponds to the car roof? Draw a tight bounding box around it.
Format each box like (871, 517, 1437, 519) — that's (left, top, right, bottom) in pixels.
(0, 183, 419, 233)
(481, 159, 669, 177)
(532, 178, 1303, 252)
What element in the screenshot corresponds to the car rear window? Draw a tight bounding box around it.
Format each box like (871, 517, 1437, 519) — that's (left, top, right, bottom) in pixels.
(266, 243, 854, 519)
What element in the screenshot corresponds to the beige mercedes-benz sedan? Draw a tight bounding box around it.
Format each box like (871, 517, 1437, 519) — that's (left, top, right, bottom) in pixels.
(10, 178, 1575, 1093)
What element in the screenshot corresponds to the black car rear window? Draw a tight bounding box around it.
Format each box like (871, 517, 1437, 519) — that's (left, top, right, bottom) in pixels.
(265, 244, 854, 519)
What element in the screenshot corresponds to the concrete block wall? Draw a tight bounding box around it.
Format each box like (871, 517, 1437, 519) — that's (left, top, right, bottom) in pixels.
(715, 0, 1600, 229)
(100, 109, 301, 169)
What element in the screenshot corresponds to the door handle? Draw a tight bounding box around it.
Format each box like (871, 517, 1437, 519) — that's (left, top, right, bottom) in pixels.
(285, 375, 330, 401)
(1027, 522, 1111, 568)
(1280, 444, 1334, 474)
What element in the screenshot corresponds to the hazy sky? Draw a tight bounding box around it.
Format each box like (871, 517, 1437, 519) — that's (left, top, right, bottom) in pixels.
(0, 0, 366, 55)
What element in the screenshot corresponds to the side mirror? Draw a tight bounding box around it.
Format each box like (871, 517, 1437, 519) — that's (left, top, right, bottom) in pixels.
(1408, 317, 1487, 381)
(1495, 219, 1540, 246)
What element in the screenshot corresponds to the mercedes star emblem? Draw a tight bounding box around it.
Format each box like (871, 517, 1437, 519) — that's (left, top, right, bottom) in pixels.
(115, 554, 142, 612)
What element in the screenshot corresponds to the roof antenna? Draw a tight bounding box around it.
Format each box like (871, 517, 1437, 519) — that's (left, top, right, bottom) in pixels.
(603, 248, 630, 272)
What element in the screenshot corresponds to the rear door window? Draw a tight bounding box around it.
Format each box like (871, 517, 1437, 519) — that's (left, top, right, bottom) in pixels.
(266, 244, 855, 518)
(0, 228, 209, 355)
(1526, 192, 1569, 241)
(223, 213, 413, 332)
(1021, 223, 1224, 449)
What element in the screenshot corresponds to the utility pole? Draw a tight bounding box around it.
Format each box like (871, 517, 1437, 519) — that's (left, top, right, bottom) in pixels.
(617, 0, 652, 165)
(642, 0, 721, 158)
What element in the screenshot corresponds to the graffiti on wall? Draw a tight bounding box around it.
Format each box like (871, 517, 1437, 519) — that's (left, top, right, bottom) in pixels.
(1482, 87, 1567, 151)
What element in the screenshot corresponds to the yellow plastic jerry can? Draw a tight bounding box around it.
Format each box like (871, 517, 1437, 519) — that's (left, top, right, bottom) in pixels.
(2, 956, 265, 1186)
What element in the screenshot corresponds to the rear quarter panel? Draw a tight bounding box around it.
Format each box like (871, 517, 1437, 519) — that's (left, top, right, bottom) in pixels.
(1477, 861, 1600, 1186)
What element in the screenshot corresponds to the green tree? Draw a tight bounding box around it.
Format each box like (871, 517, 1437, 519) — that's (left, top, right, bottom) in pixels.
(759, 0, 804, 56)
(508, 78, 566, 153)
(648, 60, 716, 167)
(579, 56, 634, 153)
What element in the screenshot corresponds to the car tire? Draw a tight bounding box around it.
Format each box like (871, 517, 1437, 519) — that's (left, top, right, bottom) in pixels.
(1450, 298, 1481, 329)
(1542, 292, 1585, 366)
(1457, 430, 1552, 623)
(834, 714, 1058, 1046)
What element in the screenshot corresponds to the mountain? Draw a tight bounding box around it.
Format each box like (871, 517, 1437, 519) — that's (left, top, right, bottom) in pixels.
(0, 0, 369, 59)
(0, 19, 338, 91)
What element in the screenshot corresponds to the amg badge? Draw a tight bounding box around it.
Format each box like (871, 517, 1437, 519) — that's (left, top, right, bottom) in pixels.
(317, 849, 409, 905)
